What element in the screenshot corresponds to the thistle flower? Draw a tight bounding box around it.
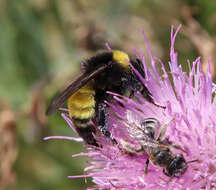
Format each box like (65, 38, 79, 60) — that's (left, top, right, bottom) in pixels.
(45, 25, 216, 189)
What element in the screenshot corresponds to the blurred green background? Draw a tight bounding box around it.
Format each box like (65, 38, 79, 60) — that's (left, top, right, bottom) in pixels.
(0, 0, 215, 189)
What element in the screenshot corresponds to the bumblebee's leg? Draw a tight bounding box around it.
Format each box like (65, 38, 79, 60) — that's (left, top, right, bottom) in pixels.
(96, 102, 116, 144)
(75, 124, 99, 147)
(141, 86, 154, 104)
(129, 90, 135, 98)
(97, 103, 109, 136)
(72, 118, 99, 147)
(141, 87, 166, 109)
(144, 158, 150, 175)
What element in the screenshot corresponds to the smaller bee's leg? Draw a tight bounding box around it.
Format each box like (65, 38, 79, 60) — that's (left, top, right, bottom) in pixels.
(144, 158, 150, 175)
(120, 139, 143, 153)
(97, 102, 117, 145)
(165, 139, 187, 153)
(172, 143, 187, 153)
(167, 176, 174, 184)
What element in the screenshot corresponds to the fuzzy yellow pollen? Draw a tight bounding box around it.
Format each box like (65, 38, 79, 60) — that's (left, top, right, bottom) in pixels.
(112, 50, 130, 68)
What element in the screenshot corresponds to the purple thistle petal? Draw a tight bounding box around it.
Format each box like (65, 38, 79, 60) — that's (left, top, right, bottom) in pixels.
(68, 174, 92, 179)
(61, 113, 78, 135)
(105, 42, 112, 51)
(81, 62, 86, 73)
(127, 60, 146, 87)
(142, 29, 160, 80)
(44, 136, 83, 141)
(59, 107, 69, 112)
(132, 48, 140, 59)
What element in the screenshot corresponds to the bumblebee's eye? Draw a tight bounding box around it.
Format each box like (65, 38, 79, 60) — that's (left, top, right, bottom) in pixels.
(135, 82, 143, 91)
(130, 58, 145, 78)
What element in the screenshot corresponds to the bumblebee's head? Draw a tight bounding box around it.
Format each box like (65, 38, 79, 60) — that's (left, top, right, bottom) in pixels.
(112, 51, 145, 91)
(163, 154, 187, 177)
(130, 58, 145, 77)
(129, 58, 147, 92)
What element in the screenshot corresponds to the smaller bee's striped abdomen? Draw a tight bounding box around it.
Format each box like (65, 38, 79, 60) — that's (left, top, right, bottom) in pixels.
(68, 83, 97, 145)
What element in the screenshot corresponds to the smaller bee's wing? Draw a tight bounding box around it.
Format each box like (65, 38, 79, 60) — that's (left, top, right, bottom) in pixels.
(156, 116, 176, 141)
(120, 139, 143, 153)
(46, 64, 109, 115)
(156, 123, 167, 142)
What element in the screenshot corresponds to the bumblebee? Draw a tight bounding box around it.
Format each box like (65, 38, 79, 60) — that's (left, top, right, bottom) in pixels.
(120, 118, 196, 178)
(46, 50, 164, 146)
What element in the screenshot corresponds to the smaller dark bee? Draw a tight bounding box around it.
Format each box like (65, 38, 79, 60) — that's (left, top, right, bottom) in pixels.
(120, 118, 196, 178)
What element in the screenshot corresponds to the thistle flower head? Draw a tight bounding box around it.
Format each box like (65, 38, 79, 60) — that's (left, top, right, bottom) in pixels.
(45, 25, 216, 189)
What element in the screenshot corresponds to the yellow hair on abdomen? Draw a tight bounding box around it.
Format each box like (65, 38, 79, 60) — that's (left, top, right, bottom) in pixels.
(68, 83, 95, 119)
(69, 107, 95, 119)
(78, 83, 95, 94)
(112, 50, 130, 68)
(69, 92, 95, 109)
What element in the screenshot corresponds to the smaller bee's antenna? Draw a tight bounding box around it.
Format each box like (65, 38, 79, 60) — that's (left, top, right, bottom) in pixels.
(167, 176, 174, 184)
(187, 159, 198, 164)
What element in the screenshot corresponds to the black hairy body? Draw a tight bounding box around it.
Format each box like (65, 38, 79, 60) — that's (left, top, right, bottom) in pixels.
(46, 50, 163, 146)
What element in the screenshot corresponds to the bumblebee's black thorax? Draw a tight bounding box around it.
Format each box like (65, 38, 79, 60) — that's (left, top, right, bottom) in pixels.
(85, 51, 130, 95)
(85, 51, 114, 73)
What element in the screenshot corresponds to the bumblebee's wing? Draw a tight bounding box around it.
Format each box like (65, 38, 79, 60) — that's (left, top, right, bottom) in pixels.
(46, 64, 108, 115)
